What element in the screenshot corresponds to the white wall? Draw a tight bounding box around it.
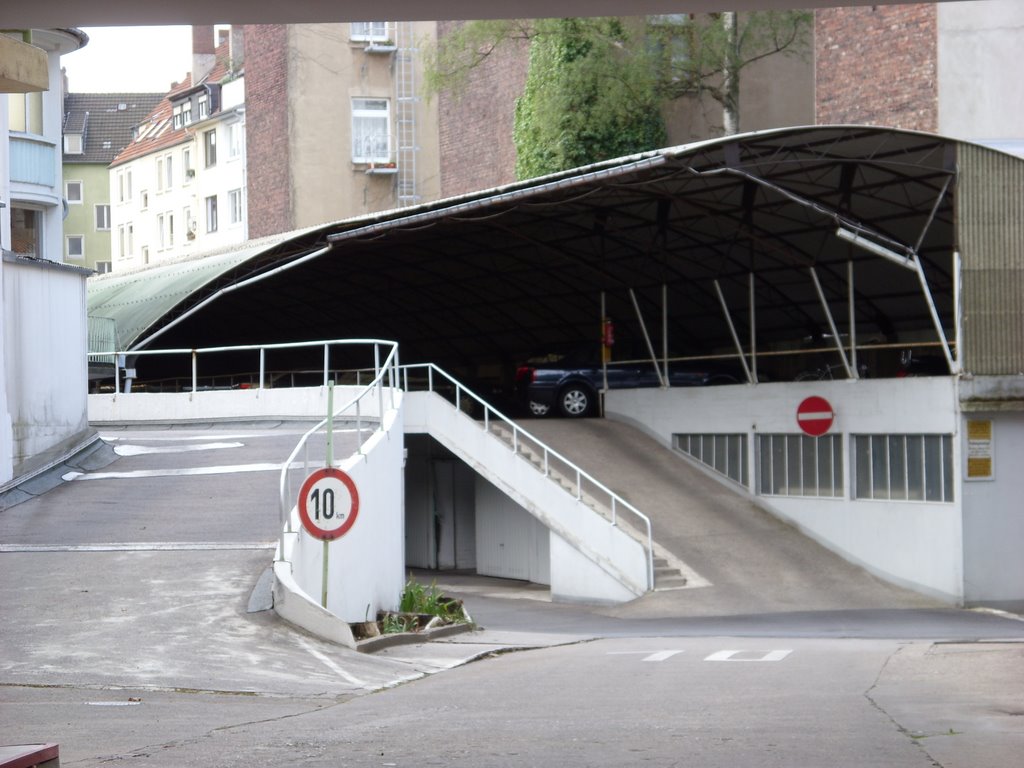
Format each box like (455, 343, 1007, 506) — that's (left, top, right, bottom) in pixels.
(960, 410, 1024, 609)
(475, 476, 550, 584)
(3, 260, 89, 471)
(938, 0, 1024, 142)
(610, 377, 966, 603)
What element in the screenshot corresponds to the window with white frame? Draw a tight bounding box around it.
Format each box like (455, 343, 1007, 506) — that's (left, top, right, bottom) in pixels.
(11, 207, 41, 258)
(64, 133, 83, 154)
(228, 122, 243, 159)
(228, 188, 243, 225)
(156, 157, 164, 191)
(118, 225, 126, 258)
(140, 190, 149, 211)
(95, 260, 112, 274)
(127, 224, 134, 255)
(757, 433, 844, 498)
(166, 213, 174, 247)
(183, 147, 193, 181)
(206, 195, 218, 232)
(852, 434, 954, 502)
(66, 235, 84, 260)
(118, 170, 132, 203)
(198, 94, 209, 120)
(183, 100, 193, 125)
(204, 129, 217, 167)
(95, 204, 111, 231)
(675, 433, 748, 486)
(351, 22, 389, 42)
(66, 180, 83, 204)
(184, 206, 195, 239)
(8, 92, 42, 134)
(156, 214, 165, 249)
(172, 104, 183, 129)
(141, 246, 149, 265)
(164, 153, 174, 189)
(351, 98, 390, 163)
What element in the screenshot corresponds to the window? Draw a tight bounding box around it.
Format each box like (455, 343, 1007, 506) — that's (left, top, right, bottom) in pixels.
(228, 122, 243, 159)
(166, 213, 174, 247)
(140, 190, 149, 210)
(11, 207, 40, 258)
(184, 207, 195, 239)
(228, 188, 243, 225)
(183, 148, 193, 181)
(757, 434, 844, 498)
(156, 214, 165, 249)
(351, 22, 389, 41)
(95, 204, 111, 231)
(66, 235, 84, 260)
(204, 129, 217, 167)
(127, 224, 134, 255)
(198, 94, 209, 120)
(172, 105, 183, 129)
(118, 223, 134, 258)
(8, 92, 42, 134)
(351, 98, 390, 163)
(675, 434, 748, 486)
(141, 246, 149, 265)
(205, 195, 218, 232)
(164, 154, 174, 189)
(853, 434, 954, 502)
(64, 133, 83, 154)
(95, 260, 112, 274)
(118, 170, 133, 203)
(156, 157, 164, 191)
(183, 100, 193, 125)
(66, 180, 83, 204)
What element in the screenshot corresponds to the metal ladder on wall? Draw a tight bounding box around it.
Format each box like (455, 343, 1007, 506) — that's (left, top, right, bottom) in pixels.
(394, 21, 419, 207)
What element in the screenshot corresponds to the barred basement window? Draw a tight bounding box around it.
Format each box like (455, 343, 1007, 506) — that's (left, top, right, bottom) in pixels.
(852, 434, 954, 502)
(674, 434, 747, 486)
(757, 434, 843, 498)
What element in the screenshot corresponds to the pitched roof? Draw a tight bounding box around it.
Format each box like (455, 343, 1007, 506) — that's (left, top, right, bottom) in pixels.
(109, 38, 239, 168)
(62, 93, 164, 164)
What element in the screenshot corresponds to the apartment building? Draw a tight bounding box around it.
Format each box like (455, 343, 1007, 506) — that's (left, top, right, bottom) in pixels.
(2, 28, 91, 485)
(61, 91, 162, 273)
(108, 27, 245, 271)
(244, 21, 441, 239)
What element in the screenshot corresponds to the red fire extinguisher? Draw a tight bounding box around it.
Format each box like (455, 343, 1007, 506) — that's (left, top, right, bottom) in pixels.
(602, 318, 615, 348)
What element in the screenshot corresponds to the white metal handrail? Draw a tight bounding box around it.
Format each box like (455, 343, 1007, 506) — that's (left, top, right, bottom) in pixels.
(401, 362, 655, 590)
(274, 340, 400, 559)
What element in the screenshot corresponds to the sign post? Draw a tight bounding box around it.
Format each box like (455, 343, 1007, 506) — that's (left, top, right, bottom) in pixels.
(796, 396, 835, 437)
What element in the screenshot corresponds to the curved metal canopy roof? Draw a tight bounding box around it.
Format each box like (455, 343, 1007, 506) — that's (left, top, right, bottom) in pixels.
(89, 125, 971, 382)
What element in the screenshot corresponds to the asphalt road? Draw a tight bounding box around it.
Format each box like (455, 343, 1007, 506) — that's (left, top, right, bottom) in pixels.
(1, 421, 1022, 767)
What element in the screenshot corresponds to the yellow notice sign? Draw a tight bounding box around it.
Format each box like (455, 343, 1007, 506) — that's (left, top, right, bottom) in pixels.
(965, 419, 994, 480)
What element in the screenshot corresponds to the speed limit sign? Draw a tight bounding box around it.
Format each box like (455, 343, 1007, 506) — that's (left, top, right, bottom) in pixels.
(297, 468, 359, 541)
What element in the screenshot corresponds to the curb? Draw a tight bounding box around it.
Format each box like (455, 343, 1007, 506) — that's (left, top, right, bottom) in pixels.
(355, 621, 478, 653)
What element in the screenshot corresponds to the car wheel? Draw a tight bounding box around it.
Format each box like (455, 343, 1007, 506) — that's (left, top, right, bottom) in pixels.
(558, 385, 594, 418)
(528, 400, 551, 417)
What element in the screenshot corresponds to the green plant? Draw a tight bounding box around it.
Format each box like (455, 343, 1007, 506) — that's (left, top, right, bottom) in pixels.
(381, 613, 414, 634)
(398, 577, 467, 623)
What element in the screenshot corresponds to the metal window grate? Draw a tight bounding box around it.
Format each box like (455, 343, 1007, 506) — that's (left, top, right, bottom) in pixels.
(757, 434, 843, 498)
(852, 434, 954, 502)
(674, 433, 748, 486)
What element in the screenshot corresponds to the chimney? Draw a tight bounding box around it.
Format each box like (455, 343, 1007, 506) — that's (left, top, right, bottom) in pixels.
(229, 26, 244, 69)
(192, 25, 216, 85)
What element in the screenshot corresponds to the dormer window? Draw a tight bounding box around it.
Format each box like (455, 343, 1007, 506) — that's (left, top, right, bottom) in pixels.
(172, 105, 183, 129)
(198, 94, 209, 120)
(64, 133, 83, 154)
(183, 101, 192, 125)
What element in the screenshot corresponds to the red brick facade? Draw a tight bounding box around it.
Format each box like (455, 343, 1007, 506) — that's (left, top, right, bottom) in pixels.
(438, 21, 529, 198)
(243, 24, 292, 239)
(815, 4, 938, 132)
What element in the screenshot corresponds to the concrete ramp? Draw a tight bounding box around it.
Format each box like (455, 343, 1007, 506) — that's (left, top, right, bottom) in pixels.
(521, 418, 942, 618)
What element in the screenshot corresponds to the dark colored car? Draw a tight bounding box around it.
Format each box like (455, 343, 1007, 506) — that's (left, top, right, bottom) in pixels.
(515, 346, 741, 418)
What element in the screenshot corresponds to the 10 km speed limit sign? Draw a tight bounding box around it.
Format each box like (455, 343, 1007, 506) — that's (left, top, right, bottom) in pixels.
(297, 468, 360, 541)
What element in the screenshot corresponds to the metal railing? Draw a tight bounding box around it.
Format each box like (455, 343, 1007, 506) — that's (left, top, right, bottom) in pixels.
(276, 340, 401, 555)
(401, 362, 655, 590)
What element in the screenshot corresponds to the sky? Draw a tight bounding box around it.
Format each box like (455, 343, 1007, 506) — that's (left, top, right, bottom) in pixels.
(61, 26, 193, 94)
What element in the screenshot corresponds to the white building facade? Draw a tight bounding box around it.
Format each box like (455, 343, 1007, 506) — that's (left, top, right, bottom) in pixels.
(2, 28, 90, 486)
(109, 33, 246, 272)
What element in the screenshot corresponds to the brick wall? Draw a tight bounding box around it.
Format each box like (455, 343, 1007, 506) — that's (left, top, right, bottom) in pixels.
(816, 4, 937, 132)
(243, 25, 292, 239)
(438, 21, 529, 198)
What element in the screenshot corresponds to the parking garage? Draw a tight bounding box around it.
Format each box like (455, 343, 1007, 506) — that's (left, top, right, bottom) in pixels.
(88, 125, 1024, 609)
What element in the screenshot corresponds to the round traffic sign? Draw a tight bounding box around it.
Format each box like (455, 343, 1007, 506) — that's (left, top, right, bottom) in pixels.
(297, 468, 359, 541)
(796, 396, 835, 437)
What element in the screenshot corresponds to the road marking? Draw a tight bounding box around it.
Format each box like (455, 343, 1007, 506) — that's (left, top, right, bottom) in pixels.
(86, 701, 142, 707)
(705, 650, 792, 662)
(113, 442, 244, 456)
(607, 650, 685, 662)
(298, 638, 368, 688)
(0, 542, 276, 553)
(62, 461, 304, 482)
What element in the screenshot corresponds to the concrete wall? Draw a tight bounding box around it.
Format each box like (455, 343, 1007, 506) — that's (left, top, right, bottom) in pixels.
(960, 410, 1024, 610)
(938, 0, 1024, 142)
(3, 258, 90, 473)
(610, 377, 966, 603)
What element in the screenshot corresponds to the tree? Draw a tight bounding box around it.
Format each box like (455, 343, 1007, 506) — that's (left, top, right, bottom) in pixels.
(426, 12, 812, 179)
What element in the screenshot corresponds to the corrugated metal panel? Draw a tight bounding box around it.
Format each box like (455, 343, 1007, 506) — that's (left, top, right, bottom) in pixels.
(9, 136, 55, 186)
(958, 143, 1024, 375)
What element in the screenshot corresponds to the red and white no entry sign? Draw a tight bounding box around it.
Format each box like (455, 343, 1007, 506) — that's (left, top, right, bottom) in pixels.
(796, 396, 835, 437)
(297, 467, 359, 541)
